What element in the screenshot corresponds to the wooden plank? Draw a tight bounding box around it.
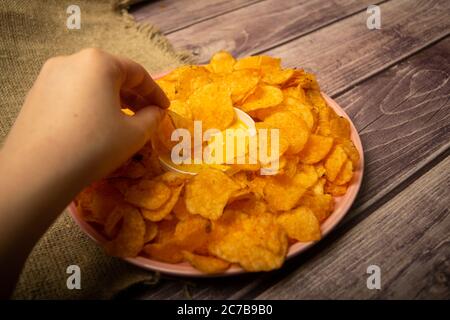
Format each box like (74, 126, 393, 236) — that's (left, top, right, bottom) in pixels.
(138, 37, 450, 300)
(166, 0, 382, 62)
(256, 156, 450, 299)
(130, 0, 262, 34)
(264, 0, 450, 96)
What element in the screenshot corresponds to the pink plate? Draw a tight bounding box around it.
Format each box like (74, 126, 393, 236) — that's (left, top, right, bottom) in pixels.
(69, 74, 364, 277)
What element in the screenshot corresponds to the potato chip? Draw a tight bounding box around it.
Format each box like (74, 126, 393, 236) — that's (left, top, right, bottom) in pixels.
(298, 134, 334, 164)
(263, 68, 295, 85)
(185, 168, 240, 220)
(240, 85, 283, 112)
(324, 181, 348, 196)
(187, 82, 234, 131)
(143, 242, 183, 263)
(104, 205, 125, 239)
(77, 182, 122, 224)
(264, 174, 306, 212)
(169, 99, 192, 120)
(208, 51, 236, 73)
(334, 159, 353, 185)
(141, 185, 183, 221)
(307, 89, 327, 110)
(154, 218, 178, 244)
(176, 66, 211, 100)
(209, 212, 288, 271)
(282, 86, 307, 103)
(263, 111, 310, 154)
(221, 69, 260, 104)
(174, 216, 211, 251)
(125, 180, 171, 210)
(182, 251, 231, 274)
(296, 164, 319, 189)
(144, 220, 158, 243)
(105, 205, 145, 257)
(234, 55, 280, 72)
(324, 145, 348, 182)
(158, 171, 191, 187)
(311, 177, 326, 195)
(277, 206, 321, 242)
(330, 116, 351, 139)
(172, 196, 191, 221)
(299, 192, 334, 223)
(338, 137, 360, 167)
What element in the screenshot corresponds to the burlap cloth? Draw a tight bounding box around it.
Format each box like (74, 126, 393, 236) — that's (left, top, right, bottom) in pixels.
(0, 0, 193, 299)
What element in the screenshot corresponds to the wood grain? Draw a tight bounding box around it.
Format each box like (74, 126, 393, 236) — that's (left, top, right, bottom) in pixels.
(256, 156, 450, 299)
(130, 0, 262, 34)
(138, 36, 450, 300)
(265, 0, 450, 96)
(166, 0, 382, 62)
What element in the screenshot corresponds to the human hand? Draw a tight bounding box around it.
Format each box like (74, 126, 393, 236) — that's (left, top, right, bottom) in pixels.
(0, 49, 168, 297)
(2, 48, 168, 185)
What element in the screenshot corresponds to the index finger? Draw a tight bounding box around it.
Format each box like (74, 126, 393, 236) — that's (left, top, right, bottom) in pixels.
(114, 55, 170, 109)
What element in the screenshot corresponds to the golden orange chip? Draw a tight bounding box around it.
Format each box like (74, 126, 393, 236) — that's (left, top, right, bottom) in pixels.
(263, 68, 295, 85)
(182, 251, 231, 274)
(144, 220, 158, 243)
(209, 212, 288, 271)
(283, 97, 315, 130)
(77, 182, 122, 224)
(324, 181, 348, 197)
(158, 171, 191, 187)
(209, 51, 236, 73)
(221, 69, 260, 104)
(296, 164, 319, 189)
(264, 174, 306, 212)
(143, 242, 183, 263)
(173, 196, 191, 221)
(298, 134, 334, 164)
(282, 86, 307, 103)
(240, 85, 283, 112)
(277, 206, 321, 242)
(311, 177, 326, 195)
(338, 138, 360, 167)
(105, 205, 145, 257)
(300, 192, 334, 223)
(330, 117, 351, 139)
(176, 66, 211, 100)
(187, 82, 234, 131)
(263, 110, 310, 154)
(169, 99, 192, 120)
(174, 216, 211, 251)
(234, 55, 280, 71)
(125, 179, 171, 210)
(104, 205, 125, 239)
(185, 168, 240, 220)
(307, 89, 327, 110)
(334, 159, 353, 185)
(324, 144, 348, 182)
(141, 185, 183, 221)
(154, 218, 178, 244)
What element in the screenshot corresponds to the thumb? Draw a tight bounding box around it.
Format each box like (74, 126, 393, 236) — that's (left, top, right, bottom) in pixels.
(128, 106, 164, 140)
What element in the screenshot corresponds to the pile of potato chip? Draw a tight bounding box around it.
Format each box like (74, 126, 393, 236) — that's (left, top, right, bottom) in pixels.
(76, 51, 360, 274)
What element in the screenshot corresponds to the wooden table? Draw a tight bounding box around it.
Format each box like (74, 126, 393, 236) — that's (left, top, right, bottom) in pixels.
(128, 0, 450, 299)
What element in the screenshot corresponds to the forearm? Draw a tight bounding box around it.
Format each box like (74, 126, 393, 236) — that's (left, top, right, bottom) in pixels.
(0, 144, 90, 298)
